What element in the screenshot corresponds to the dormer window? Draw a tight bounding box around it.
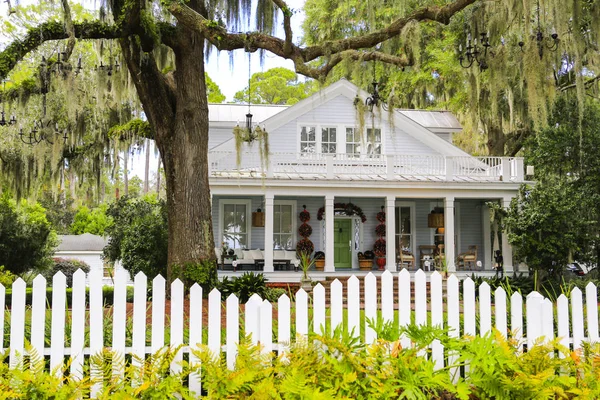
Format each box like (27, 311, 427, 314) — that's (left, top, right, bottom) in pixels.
(299, 124, 383, 155)
(367, 128, 382, 155)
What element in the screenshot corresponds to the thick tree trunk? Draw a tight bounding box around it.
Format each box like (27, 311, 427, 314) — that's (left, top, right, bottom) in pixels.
(156, 157, 161, 197)
(152, 31, 215, 281)
(487, 126, 506, 156)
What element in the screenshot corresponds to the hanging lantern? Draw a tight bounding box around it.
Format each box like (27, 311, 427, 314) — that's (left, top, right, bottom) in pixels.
(427, 210, 444, 228)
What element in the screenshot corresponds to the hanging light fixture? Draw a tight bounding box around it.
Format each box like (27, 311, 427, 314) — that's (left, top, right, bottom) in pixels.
(458, 31, 492, 70)
(364, 63, 388, 112)
(0, 80, 17, 127)
(518, 0, 559, 59)
(427, 204, 444, 228)
(18, 93, 68, 145)
(235, 51, 261, 142)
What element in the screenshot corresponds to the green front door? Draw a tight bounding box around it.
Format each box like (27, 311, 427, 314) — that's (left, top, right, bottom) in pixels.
(334, 219, 352, 268)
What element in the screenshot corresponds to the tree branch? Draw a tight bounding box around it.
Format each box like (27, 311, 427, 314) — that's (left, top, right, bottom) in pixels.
(60, 0, 76, 61)
(271, 0, 293, 55)
(169, 0, 476, 79)
(559, 74, 600, 92)
(0, 21, 121, 80)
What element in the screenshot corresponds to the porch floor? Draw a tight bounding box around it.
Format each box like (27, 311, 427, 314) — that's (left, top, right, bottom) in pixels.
(217, 269, 522, 283)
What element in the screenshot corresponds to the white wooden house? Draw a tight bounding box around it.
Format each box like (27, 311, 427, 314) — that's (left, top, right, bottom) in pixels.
(208, 79, 526, 274)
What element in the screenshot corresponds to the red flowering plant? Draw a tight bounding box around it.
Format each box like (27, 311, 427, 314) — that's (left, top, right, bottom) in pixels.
(373, 238, 386, 257)
(296, 238, 314, 257)
(298, 223, 313, 237)
(375, 224, 386, 237)
(299, 205, 311, 222)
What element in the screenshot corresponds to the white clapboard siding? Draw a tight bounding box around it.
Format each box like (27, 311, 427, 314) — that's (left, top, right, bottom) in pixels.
(70, 270, 87, 380)
(2, 270, 596, 386)
(9, 278, 26, 369)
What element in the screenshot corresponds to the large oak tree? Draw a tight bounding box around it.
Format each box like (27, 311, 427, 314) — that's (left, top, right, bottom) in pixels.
(0, 0, 596, 278)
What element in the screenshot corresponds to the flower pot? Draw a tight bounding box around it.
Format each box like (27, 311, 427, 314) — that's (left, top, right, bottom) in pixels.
(300, 278, 313, 292)
(376, 257, 386, 270)
(359, 260, 373, 270)
(315, 259, 325, 271)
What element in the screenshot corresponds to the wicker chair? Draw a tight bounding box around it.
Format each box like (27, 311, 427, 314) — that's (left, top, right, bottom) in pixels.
(397, 249, 415, 270)
(457, 245, 478, 270)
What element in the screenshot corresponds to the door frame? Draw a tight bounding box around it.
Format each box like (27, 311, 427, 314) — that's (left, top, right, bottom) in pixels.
(332, 216, 361, 269)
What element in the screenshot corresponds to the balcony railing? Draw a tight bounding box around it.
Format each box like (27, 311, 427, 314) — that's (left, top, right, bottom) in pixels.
(208, 152, 525, 182)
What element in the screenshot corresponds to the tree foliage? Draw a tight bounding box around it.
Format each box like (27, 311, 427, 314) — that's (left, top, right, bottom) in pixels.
(505, 96, 600, 274)
(0, 193, 57, 274)
(103, 195, 167, 278)
(70, 204, 111, 236)
(206, 73, 226, 103)
(233, 67, 316, 105)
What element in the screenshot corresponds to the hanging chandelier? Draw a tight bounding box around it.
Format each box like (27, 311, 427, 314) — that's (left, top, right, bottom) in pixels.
(235, 52, 261, 142)
(364, 64, 388, 112)
(458, 31, 491, 70)
(518, 0, 559, 59)
(18, 93, 68, 145)
(427, 206, 444, 228)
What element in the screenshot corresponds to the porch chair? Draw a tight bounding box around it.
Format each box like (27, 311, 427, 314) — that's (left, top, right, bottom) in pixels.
(397, 249, 415, 270)
(457, 245, 478, 270)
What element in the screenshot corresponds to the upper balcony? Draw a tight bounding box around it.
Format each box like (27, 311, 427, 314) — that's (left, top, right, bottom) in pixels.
(208, 152, 526, 183)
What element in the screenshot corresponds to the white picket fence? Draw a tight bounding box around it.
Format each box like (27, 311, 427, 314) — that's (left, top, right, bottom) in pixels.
(1, 268, 599, 396)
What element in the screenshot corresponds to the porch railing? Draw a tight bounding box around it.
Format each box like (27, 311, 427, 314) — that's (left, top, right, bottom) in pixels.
(208, 152, 525, 182)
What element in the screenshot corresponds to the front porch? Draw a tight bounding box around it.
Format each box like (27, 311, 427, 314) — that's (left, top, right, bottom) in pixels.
(213, 192, 518, 274)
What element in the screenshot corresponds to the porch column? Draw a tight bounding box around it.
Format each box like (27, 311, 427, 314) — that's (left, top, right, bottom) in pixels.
(445, 197, 456, 272)
(325, 194, 335, 272)
(264, 194, 274, 273)
(386, 196, 396, 271)
(502, 198, 514, 272)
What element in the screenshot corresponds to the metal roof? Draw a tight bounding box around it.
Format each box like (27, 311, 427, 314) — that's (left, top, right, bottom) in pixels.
(56, 233, 108, 252)
(209, 103, 287, 125)
(397, 110, 462, 132)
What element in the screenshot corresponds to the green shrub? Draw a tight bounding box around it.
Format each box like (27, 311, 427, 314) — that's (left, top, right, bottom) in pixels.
(0, 265, 16, 287)
(70, 204, 111, 235)
(42, 258, 91, 287)
(218, 272, 273, 303)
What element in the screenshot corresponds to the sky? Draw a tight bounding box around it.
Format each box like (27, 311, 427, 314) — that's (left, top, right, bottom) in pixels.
(0, 0, 307, 179)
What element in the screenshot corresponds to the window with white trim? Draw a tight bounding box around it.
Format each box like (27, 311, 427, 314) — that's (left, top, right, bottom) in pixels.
(220, 200, 251, 249)
(321, 127, 337, 153)
(346, 127, 362, 156)
(300, 126, 316, 153)
(273, 201, 296, 249)
(367, 128, 382, 155)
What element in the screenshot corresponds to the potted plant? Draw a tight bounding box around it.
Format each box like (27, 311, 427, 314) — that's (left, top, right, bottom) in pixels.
(373, 238, 386, 269)
(314, 251, 325, 271)
(298, 252, 314, 292)
(358, 251, 374, 270)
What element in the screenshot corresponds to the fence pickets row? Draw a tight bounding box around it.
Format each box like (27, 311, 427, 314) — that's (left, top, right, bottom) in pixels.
(2, 269, 600, 397)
